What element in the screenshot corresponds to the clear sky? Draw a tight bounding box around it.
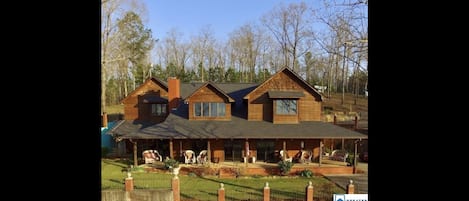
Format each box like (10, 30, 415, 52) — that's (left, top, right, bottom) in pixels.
(143, 0, 308, 42)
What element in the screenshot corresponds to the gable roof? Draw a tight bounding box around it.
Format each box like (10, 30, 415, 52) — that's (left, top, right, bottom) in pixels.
(184, 82, 235, 102)
(243, 67, 322, 101)
(121, 77, 168, 103)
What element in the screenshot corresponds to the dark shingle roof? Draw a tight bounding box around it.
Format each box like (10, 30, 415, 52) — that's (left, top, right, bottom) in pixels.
(108, 112, 368, 140)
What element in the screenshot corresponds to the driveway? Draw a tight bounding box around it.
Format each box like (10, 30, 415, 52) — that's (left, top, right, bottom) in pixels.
(324, 162, 368, 194)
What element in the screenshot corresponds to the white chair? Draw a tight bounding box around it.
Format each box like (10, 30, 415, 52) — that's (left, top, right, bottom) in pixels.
(142, 150, 162, 164)
(300, 150, 312, 163)
(184, 150, 196, 164)
(197, 150, 208, 164)
(280, 150, 293, 162)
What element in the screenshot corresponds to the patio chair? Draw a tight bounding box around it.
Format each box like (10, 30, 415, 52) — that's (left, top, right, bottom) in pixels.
(142, 150, 162, 164)
(280, 150, 293, 162)
(197, 150, 208, 164)
(300, 150, 312, 163)
(184, 150, 196, 164)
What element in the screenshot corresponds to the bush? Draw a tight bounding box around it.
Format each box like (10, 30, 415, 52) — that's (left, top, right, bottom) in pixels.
(163, 158, 179, 169)
(346, 155, 355, 166)
(299, 169, 313, 178)
(278, 160, 293, 175)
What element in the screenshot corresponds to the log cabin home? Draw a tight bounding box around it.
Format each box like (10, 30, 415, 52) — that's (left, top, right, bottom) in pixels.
(107, 67, 368, 166)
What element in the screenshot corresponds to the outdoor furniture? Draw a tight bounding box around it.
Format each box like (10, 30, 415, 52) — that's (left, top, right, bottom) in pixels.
(279, 150, 293, 162)
(142, 150, 162, 164)
(329, 149, 349, 163)
(184, 150, 196, 164)
(197, 150, 208, 164)
(299, 150, 312, 163)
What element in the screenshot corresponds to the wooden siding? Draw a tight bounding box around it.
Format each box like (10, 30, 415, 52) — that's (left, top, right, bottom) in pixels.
(123, 81, 168, 121)
(210, 139, 225, 162)
(187, 85, 231, 121)
(247, 70, 321, 122)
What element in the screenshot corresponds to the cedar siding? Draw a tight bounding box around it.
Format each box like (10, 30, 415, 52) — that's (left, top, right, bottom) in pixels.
(122, 78, 169, 122)
(186, 83, 233, 121)
(245, 67, 322, 123)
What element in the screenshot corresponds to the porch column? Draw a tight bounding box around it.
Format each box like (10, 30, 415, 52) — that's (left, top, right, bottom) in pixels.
(170, 139, 174, 159)
(282, 140, 287, 161)
(341, 138, 345, 150)
(180, 141, 183, 159)
(244, 139, 249, 167)
(207, 140, 211, 166)
(131, 139, 138, 167)
(319, 140, 323, 167)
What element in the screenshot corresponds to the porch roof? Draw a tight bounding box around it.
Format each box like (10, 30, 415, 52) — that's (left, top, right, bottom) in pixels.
(108, 113, 368, 140)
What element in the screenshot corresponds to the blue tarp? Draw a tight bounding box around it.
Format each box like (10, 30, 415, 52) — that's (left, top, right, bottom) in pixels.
(101, 121, 116, 149)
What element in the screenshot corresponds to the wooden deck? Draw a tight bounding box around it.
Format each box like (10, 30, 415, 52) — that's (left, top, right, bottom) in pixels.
(141, 160, 366, 177)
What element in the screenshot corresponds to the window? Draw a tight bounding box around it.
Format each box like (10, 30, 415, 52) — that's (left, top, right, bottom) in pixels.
(276, 99, 297, 115)
(193, 102, 226, 117)
(151, 104, 167, 116)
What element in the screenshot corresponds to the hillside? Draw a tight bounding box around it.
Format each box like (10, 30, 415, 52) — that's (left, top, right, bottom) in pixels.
(322, 93, 368, 120)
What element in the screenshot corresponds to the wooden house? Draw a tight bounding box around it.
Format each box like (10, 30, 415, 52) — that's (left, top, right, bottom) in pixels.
(108, 67, 368, 166)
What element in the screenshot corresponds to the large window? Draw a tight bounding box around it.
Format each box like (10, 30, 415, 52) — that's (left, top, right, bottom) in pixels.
(151, 104, 167, 116)
(276, 99, 297, 115)
(194, 102, 226, 117)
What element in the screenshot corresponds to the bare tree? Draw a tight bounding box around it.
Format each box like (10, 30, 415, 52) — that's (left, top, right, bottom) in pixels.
(261, 2, 311, 73)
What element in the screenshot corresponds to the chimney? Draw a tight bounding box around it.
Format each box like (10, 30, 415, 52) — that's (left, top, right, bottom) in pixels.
(102, 112, 108, 128)
(168, 77, 180, 110)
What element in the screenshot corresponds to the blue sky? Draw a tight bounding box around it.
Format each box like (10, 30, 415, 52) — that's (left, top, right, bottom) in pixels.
(143, 0, 308, 42)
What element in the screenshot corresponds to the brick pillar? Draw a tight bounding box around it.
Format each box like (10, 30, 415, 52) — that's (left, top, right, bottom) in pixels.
(218, 183, 225, 201)
(172, 176, 180, 201)
(125, 172, 133, 192)
(102, 112, 108, 128)
(263, 182, 270, 201)
(347, 180, 355, 194)
(305, 181, 313, 201)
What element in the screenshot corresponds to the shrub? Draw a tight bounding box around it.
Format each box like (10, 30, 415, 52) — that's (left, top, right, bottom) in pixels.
(299, 169, 313, 178)
(163, 158, 179, 169)
(278, 160, 293, 175)
(346, 155, 355, 166)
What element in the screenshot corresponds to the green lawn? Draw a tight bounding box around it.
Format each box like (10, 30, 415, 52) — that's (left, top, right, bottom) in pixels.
(102, 159, 345, 200)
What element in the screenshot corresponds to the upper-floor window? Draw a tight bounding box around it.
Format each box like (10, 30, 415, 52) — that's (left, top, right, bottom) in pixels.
(276, 99, 297, 115)
(194, 102, 226, 117)
(151, 103, 167, 116)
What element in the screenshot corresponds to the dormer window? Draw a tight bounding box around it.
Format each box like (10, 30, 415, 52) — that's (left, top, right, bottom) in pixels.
(151, 103, 167, 116)
(276, 99, 297, 115)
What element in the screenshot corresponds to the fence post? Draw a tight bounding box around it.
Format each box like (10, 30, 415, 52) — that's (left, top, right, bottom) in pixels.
(305, 181, 313, 201)
(347, 180, 355, 194)
(218, 183, 225, 201)
(263, 182, 270, 201)
(172, 175, 180, 201)
(125, 172, 133, 192)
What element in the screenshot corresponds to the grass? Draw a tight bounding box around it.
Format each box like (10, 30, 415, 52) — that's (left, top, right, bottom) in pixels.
(104, 104, 124, 115)
(102, 159, 345, 200)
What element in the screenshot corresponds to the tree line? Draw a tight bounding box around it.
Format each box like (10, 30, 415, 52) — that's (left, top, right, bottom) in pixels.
(101, 0, 368, 111)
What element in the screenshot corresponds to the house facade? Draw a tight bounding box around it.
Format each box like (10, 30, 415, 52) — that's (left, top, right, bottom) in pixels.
(108, 67, 368, 165)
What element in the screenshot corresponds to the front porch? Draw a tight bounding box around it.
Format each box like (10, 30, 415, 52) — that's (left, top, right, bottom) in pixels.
(139, 160, 366, 178)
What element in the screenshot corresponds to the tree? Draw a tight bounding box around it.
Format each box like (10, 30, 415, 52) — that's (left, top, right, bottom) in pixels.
(115, 11, 154, 96)
(261, 2, 311, 73)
